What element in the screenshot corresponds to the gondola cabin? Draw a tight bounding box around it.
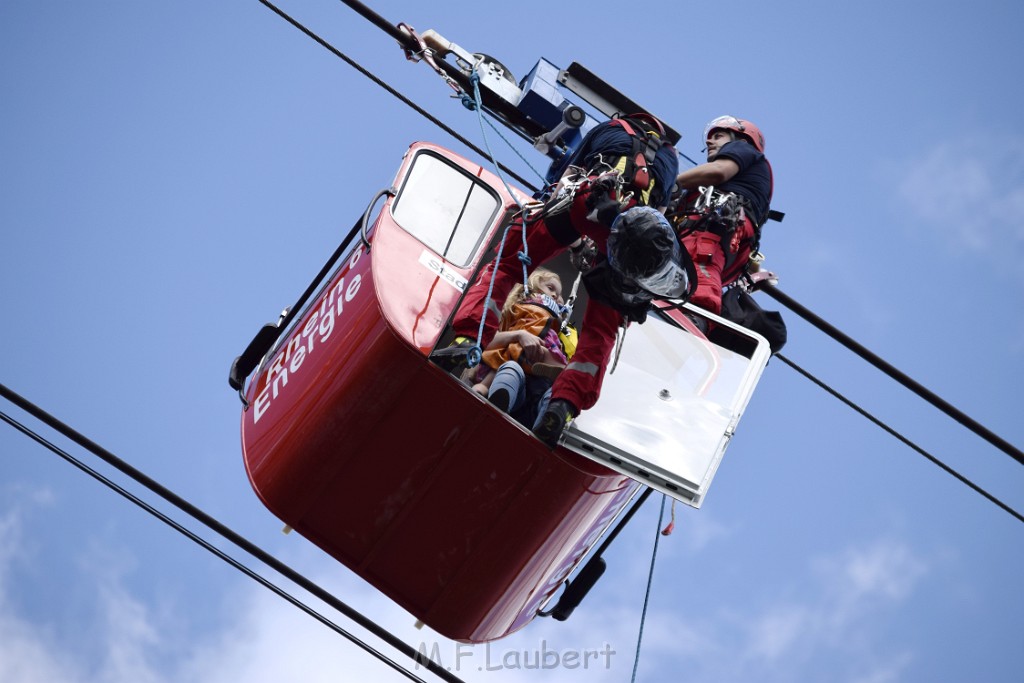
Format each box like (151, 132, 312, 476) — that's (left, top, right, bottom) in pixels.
(232, 141, 772, 643)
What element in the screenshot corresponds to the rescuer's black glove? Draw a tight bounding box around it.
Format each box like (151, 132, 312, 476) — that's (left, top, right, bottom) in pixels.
(585, 174, 623, 226)
(568, 236, 598, 272)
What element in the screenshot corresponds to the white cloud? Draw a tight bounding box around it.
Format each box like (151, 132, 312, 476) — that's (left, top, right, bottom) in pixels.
(0, 494, 419, 683)
(630, 537, 927, 683)
(0, 617, 82, 683)
(812, 537, 929, 639)
(837, 539, 927, 600)
(675, 507, 736, 553)
(895, 136, 1024, 255)
(178, 579, 417, 683)
(744, 604, 811, 660)
(0, 495, 83, 683)
(0, 485, 932, 683)
(94, 578, 162, 683)
(848, 652, 916, 683)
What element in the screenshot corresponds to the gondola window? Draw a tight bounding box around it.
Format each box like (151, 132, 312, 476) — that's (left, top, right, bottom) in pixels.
(391, 151, 500, 267)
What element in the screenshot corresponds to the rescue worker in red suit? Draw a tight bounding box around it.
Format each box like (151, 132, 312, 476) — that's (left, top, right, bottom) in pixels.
(674, 116, 773, 323)
(441, 115, 679, 447)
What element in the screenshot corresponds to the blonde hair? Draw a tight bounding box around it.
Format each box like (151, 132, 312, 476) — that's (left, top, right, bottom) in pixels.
(502, 268, 560, 318)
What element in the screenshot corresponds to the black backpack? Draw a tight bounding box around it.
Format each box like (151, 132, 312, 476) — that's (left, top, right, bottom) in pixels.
(715, 286, 787, 353)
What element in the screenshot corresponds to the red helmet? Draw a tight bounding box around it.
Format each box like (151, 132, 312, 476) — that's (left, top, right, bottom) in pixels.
(703, 115, 765, 153)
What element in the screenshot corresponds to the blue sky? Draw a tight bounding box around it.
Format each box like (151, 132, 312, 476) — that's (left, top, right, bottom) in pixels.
(2, 1, 1022, 681)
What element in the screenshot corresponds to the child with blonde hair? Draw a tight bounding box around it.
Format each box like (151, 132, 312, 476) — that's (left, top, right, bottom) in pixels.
(472, 269, 576, 423)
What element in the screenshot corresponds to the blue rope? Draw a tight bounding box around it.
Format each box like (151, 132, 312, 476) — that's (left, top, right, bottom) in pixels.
(465, 69, 534, 362)
(483, 116, 550, 185)
(470, 218, 517, 368)
(458, 78, 548, 186)
(680, 150, 701, 167)
(630, 494, 666, 683)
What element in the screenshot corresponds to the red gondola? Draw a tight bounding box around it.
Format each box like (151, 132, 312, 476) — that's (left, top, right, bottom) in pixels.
(230, 140, 771, 642)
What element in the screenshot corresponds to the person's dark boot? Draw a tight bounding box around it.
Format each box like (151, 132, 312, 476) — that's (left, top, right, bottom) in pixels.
(533, 399, 577, 448)
(488, 387, 513, 413)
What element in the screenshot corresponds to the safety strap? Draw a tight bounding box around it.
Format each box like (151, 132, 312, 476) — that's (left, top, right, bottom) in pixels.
(609, 117, 664, 200)
(563, 269, 584, 322)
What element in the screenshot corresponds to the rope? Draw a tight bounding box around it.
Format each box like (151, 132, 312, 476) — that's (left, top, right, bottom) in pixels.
(469, 213, 521, 368)
(465, 68, 535, 363)
(467, 68, 530, 264)
(630, 494, 667, 683)
(450, 59, 548, 185)
(609, 323, 627, 374)
(462, 72, 523, 208)
(662, 498, 677, 535)
(482, 115, 550, 185)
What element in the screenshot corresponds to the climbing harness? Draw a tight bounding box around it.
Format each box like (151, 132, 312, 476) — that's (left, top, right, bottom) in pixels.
(670, 184, 764, 289)
(426, 64, 677, 372)
(674, 185, 750, 238)
(607, 115, 666, 207)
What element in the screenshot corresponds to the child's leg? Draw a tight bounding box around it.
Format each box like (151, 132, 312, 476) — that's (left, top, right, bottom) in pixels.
(487, 361, 526, 413)
(472, 370, 496, 396)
